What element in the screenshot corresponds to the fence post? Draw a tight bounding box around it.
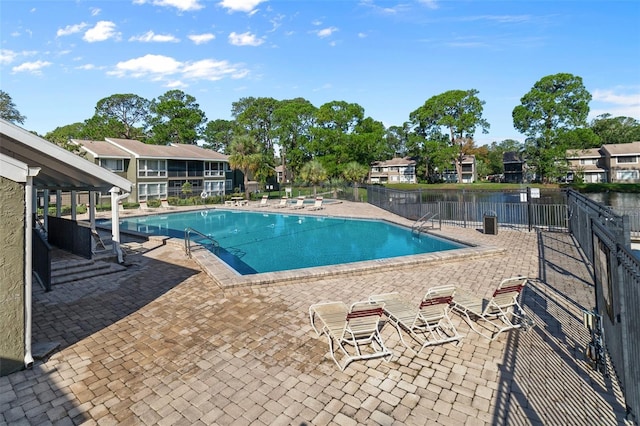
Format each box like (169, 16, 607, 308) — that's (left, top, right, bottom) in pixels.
(527, 186, 532, 232)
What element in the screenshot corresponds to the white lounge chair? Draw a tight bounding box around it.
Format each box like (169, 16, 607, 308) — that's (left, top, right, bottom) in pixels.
(289, 196, 305, 209)
(160, 199, 175, 210)
(308, 196, 324, 211)
(273, 197, 289, 208)
(256, 195, 269, 207)
(369, 285, 462, 355)
(309, 300, 393, 371)
(139, 200, 156, 212)
(451, 276, 534, 341)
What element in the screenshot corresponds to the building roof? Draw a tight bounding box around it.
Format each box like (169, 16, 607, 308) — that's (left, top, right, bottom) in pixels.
(72, 138, 229, 161)
(371, 157, 416, 166)
(503, 151, 523, 163)
(601, 141, 640, 156)
(0, 119, 131, 192)
(72, 139, 131, 158)
(566, 148, 602, 159)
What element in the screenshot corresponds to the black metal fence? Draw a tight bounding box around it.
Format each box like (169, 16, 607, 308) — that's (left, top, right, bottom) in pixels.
(32, 225, 52, 291)
(366, 185, 568, 231)
(47, 216, 92, 259)
(567, 190, 640, 422)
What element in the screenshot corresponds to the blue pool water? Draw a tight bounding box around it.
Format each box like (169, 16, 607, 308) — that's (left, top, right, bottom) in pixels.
(107, 210, 466, 275)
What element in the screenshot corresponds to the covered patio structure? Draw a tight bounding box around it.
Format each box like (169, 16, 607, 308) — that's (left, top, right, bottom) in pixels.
(0, 118, 132, 376)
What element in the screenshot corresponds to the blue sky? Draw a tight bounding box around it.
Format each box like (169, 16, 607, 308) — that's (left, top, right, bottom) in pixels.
(2, 0, 639, 145)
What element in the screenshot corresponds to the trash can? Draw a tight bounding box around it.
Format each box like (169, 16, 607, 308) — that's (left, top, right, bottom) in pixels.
(483, 211, 498, 235)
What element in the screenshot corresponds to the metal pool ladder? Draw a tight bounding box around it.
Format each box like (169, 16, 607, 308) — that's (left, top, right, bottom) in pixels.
(184, 227, 219, 258)
(412, 212, 441, 234)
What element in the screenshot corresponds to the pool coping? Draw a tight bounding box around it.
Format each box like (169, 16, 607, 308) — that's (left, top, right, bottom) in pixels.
(104, 208, 507, 290)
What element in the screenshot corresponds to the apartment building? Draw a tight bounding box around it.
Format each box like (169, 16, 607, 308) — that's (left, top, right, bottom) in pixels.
(442, 155, 477, 183)
(602, 141, 640, 183)
(566, 141, 640, 183)
(73, 138, 233, 203)
(565, 148, 607, 183)
(369, 157, 417, 184)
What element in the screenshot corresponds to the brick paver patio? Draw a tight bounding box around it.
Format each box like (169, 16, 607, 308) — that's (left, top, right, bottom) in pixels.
(0, 201, 631, 425)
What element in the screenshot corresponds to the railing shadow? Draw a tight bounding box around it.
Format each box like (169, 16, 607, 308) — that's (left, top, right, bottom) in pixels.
(491, 231, 629, 425)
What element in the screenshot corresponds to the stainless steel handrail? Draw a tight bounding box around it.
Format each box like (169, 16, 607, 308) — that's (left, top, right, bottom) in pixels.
(184, 227, 219, 258)
(412, 212, 440, 233)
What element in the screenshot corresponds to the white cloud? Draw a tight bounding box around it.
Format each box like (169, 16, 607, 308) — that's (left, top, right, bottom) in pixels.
(189, 33, 216, 45)
(76, 64, 96, 70)
(83, 21, 120, 42)
(0, 49, 17, 64)
(57, 23, 88, 37)
(228, 31, 264, 46)
(166, 80, 187, 88)
(134, 0, 204, 12)
(109, 54, 181, 78)
(183, 59, 248, 80)
(358, 32, 367, 38)
(12, 60, 52, 74)
(316, 27, 338, 38)
(107, 54, 249, 83)
(418, 0, 438, 10)
(218, 0, 266, 13)
(129, 31, 179, 43)
(591, 89, 640, 119)
(90, 8, 101, 16)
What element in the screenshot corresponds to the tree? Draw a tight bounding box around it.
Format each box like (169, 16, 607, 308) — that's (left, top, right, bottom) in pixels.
(232, 96, 279, 157)
(148, 90, 206, 145)
(590, 114, 640, 144)
(512, 73, 592, 182)
(43, 123, 87, 153)
(228, 135, 262, 199)
(299, 159, 328, 197)
(385, 123, 411, 157)
(410, 89, 489, 183)
(0, 90, 26, 124)
(202, 119, 237, 153)
(272, 97, 317, 183)
(310, 101, 365, 177)
(342, 161, 369, 201)
(93, 94, 151, 139)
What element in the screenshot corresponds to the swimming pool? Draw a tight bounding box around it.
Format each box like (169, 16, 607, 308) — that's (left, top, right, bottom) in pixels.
(110, 209, 466, 275)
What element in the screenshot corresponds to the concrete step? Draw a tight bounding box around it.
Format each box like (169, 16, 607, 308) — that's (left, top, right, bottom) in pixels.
(51, 260, 128, 285)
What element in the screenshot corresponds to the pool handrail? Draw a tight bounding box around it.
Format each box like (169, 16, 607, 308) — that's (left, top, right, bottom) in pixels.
(184, 227, 219, 258)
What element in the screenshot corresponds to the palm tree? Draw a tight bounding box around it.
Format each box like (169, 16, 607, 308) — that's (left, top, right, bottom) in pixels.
(299, 159, 328, 197)
(342, 161, 369, 201)
(228, 135, 262, 199)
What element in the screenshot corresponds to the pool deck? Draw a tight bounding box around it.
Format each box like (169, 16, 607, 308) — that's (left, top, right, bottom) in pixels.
(1, 200, 632, 425)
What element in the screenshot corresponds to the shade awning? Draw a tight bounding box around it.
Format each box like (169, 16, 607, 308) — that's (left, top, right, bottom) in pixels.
(0, 119, 132, 193)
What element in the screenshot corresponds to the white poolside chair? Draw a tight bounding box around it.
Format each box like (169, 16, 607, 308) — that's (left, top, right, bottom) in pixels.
(451, 276, 534, 341)
(139, 200, 156, 212)
(160, 199, 175, 210)
(309, 300, 393, 371)
(289, 196, 305, 209)
(369, 285, 462, 355)
(308, 196, 324, 211)
(273, 197, 289, 209)
(256, 195, 269, 207)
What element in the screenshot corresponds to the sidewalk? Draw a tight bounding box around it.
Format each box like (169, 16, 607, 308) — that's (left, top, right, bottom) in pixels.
(0, 202, 630, 425)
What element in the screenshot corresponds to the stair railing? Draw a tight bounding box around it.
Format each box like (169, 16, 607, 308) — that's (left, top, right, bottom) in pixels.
(184, 227, 219, 258)
(412, 212, 441, 234)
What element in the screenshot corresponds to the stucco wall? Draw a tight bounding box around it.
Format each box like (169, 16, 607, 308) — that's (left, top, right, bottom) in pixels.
(0, 176, 25, 376)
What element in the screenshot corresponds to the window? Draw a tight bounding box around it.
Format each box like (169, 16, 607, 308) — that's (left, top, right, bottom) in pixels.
(100, 158, 124, 172)
(138, 159, 167, 177)
(138, 182, 167, 201)
(616, 170, 639, 181)
(205, 161, 227, 177)
(204, 180, 225, 196)
(580, 158, 597, 165)
(616, 156, 638, 164)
